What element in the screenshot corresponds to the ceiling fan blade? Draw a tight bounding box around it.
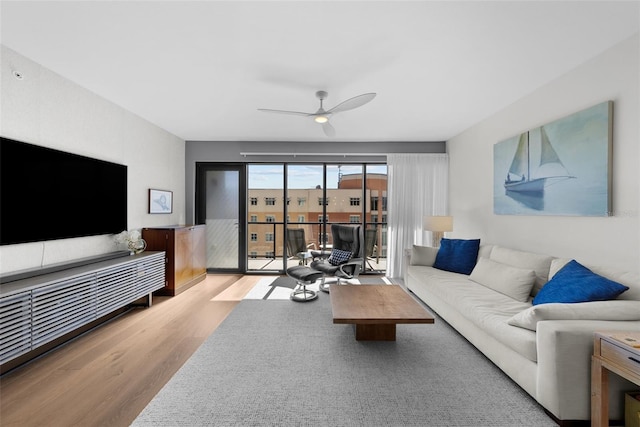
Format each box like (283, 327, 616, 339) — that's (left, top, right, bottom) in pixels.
(327, 93, 376, 114)
(257, 108, 311, 117)
(322, 122, 336, 137)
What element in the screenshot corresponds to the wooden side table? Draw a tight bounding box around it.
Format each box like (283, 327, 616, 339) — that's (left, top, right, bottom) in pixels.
(591, 331, 640, 427)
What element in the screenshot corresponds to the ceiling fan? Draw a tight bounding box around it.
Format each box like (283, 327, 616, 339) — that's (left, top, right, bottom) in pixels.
(258, 90, 376, 137)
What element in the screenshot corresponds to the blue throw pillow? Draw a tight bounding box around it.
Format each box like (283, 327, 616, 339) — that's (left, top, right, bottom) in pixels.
(328, 249, 352, 266)
(533, 260, 629, 305)
(433, 238, 481, 275)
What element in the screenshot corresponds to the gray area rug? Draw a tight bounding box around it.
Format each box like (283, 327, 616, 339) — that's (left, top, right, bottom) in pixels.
(133, 293, 555, 427)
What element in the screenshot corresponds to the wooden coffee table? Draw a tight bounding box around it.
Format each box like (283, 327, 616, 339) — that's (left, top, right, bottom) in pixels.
(330, 284, 434, 341)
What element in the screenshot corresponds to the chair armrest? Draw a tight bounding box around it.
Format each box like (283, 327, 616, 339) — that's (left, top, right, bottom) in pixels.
(311, 250, 331, 260)
(338, 258, 364, 278)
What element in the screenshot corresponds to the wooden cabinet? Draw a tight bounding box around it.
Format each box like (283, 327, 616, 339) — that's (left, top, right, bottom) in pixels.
(592, 331, 640, 426)
(143, 225, 206, 296)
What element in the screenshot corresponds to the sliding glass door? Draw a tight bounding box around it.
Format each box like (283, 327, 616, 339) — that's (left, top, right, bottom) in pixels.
(364, 164, 388, 273)
(245, 162, 387, 274)
(196, 163, 246, 273)
(247, 164, 284, 272)
(196, 161, 387, 274)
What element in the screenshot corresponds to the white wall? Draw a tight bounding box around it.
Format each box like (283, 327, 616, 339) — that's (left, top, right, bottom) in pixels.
(447, 34, 639, 274)
(0, 46, 186, 275)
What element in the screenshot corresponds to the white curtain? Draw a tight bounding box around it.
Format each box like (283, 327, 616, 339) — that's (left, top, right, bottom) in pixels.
(387, 153, 449, 279)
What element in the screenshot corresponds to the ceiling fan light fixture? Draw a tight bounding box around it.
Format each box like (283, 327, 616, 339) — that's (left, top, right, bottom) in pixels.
(258, 90, 375, 137)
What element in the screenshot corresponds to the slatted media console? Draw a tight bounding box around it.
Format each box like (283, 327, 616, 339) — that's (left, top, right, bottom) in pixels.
(0, 252, 165, 370)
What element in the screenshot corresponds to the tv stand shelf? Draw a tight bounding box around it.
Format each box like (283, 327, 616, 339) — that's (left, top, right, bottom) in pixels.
(0, 252, 165, 372)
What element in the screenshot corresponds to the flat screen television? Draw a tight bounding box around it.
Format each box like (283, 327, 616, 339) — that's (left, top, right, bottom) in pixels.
(1, 137, 127, 245)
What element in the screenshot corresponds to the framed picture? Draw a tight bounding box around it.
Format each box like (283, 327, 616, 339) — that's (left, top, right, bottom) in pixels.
(493, 101, 612, 216)
(149, 189, 173, 214)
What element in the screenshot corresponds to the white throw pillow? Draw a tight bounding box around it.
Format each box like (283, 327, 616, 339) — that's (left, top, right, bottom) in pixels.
(410, 245, 439, 266)
(548, 257, 571, 279)
(489, 246, 553, 295)
(469, 257, 537, 302)
(508, 300, 640, 331)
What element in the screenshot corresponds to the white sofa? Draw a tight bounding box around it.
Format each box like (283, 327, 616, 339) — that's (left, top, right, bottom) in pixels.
(405, 243, 640, 424)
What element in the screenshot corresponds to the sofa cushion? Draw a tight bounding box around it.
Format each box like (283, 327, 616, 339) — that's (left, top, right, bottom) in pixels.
(477, 244, 494, 260)
(328, 249, 352, 266)
(407, 265, 536, 362)
(469, 257, 537, 302)
(433, 238, 480, 275)
(489, 246, 553, 296)
(410, 245, 438, 266)
(508, 300, 640, 331)
(533, 260, 629, 305)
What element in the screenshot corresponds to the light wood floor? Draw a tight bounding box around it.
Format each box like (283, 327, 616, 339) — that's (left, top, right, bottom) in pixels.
(0, 274, 265, 427)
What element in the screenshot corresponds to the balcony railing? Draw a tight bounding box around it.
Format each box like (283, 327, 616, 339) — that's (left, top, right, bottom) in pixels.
(246, 221, 387, 273)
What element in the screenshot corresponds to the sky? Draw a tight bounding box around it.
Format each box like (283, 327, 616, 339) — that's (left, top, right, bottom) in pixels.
(248, 164, 387, 189)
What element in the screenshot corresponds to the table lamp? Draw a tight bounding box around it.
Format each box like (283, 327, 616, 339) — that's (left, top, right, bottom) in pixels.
(423, 216, 453, 247)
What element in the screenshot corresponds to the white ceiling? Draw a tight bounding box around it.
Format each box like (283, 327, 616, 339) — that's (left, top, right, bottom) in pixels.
(1, 1, 638, 143)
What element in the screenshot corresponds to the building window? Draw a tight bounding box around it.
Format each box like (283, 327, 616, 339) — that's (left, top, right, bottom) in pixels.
(297, 197, 306, 206)
(371, 214, 378, 223)
(250, 251, 257, 259)
(250, 197, 258, 206)
(265, 197, 276, 206)
(298, 215, 305, 223)
(382, 196, 388, 211)
(250, 233, 257, 241)
(371, 196, 379, 211)
(318, 215, 329, 223)
(266, 215, 275, 223)
(318, 197, 328, 206)
(266, 251, 275, 258)
(250, 215, 257, 222)
(286, 198, 290, 205)
(266, 233, 274, 242)
(350, 197, 360, 206)
(349, 215, 360, 223)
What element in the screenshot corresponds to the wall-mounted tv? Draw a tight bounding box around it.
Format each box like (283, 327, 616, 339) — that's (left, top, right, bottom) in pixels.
(1, 137, 127, 245)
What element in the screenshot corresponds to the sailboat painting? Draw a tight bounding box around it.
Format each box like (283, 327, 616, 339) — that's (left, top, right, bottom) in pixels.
(494, 101, 612, 216)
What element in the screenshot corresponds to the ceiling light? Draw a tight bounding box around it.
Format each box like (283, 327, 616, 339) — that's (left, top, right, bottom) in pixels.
(314, 115, 329, 124)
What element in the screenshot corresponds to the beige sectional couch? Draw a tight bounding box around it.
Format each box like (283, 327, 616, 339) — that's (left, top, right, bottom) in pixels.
(405, 244, 640, 424)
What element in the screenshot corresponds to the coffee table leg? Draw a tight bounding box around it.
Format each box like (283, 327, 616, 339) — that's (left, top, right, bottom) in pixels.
(355, 324, 396, 341)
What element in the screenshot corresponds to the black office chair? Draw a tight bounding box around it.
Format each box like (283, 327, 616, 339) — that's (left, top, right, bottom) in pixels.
(286, 228, 316, 265)
(309, 224, 363, 293)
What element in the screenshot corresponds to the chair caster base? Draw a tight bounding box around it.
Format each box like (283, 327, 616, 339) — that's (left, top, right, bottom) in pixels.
(290, 287, 318, 302)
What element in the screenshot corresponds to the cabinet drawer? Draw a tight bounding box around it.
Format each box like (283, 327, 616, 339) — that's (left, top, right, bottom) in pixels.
(601, 340, 640, 373)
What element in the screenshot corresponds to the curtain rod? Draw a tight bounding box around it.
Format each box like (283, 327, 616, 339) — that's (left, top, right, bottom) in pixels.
(239, 152, 388, 157)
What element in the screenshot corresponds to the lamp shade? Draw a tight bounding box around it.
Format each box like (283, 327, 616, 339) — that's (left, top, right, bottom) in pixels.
(423, 216, 453, 232)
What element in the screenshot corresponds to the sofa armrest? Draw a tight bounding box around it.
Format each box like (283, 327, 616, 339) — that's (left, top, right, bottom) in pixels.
(536, 319, 640, 420)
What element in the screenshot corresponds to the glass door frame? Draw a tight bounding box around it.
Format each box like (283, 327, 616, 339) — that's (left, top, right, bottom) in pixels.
(195, 162, 247, 274)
